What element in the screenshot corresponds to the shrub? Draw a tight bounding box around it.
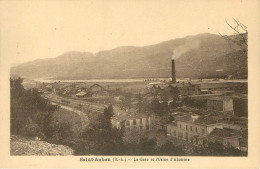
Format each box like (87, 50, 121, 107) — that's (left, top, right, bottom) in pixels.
(21, 123, 44, 138)
(10, 77, 58, 137)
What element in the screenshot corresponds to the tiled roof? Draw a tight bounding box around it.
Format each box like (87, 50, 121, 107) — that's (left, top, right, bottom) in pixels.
(113, 111, 150, 121)
(209, 128, 241, 138)
(175, 114, 219, 125)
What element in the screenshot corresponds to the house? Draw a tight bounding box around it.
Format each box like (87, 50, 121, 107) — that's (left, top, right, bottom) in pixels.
(207, 97, 234, 113)
(89, 84, 105, 92)
(208, 128, 241, 148)
(114, 113, 154, 131)
(76, 91, 92, 98)
(87, 84, 109, 97)
(166, 113, 241, 149)
(147, 82, 200, 99)
(173, 82, 200, 96)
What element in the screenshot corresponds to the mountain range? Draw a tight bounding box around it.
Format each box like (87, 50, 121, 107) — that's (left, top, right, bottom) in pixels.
(11, 33, 248, 80)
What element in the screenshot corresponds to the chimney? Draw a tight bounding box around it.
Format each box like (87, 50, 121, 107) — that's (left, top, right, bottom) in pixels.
(172, 59, 176, 83)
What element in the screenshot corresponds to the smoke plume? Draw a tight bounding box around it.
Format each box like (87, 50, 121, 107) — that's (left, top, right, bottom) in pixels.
(172, 40, 201, 59)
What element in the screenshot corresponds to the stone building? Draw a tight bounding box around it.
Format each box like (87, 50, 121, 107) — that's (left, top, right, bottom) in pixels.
(166, 114, 241, 149)
(207, 97, 234, 113)
(199, 82, 247, 93)
(208, 128, 241, 148)
(114, 113, 154, 131)
(171, 82, 200, 96)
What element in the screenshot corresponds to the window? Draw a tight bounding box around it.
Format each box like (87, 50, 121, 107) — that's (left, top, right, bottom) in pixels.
(133, 119, 136, 125)
(179, 124, 182, 128)
(190, 126, 193, 131)
(140, 118, 142, 123)
(174, 130, 177, 136)
(185, 133, 188, 140)
(195, 127, 197, 132)
(178, 132, 182, 138)
(186, 125, 188, 130)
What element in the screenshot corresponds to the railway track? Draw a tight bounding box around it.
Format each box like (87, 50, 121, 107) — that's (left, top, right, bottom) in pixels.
(46, 95, 106, 113)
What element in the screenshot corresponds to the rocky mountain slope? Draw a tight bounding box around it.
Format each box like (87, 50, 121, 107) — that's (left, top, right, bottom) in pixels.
(11, 33, 247, 80)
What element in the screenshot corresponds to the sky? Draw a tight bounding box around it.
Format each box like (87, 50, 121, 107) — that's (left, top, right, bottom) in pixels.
(0, 0, 254, 64)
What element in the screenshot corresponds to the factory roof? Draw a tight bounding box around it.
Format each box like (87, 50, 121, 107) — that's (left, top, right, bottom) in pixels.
(199, 82, 247, 89)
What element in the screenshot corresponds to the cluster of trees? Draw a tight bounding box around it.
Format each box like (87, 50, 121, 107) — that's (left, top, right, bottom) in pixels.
(191, 142, 246, 156)
(76, 105, 125, 155)
(233, 98, 248, 117)
(136, 93, 151, 113)
(150, 98, 169, 116)
(120, 92, 132, 111)
(10, 77, 58, 138)
(182, 97, 207, 109)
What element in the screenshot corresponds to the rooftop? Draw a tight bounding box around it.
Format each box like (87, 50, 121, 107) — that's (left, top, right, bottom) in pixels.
(175, 114, 220, 125)
(209, 128, 241, 138)
(113, 111, 150, 121)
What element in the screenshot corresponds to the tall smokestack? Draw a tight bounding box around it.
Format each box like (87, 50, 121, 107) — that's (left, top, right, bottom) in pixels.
(172, 59, 176, 83)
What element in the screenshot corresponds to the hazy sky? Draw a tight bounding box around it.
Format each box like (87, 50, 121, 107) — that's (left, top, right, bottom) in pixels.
(0, 0, 253, 64)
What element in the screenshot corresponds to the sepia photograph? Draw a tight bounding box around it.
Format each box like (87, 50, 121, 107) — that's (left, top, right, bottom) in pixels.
(0, 0, 259, 168)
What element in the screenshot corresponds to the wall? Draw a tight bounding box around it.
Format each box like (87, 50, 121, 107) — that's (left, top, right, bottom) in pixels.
(209, 136, 240, 149)
(223, 137, 240, 148)
(123, 117, 152, 131)
(167, 120, 240, 148)
(223, 97, 234, 112)
(207, 99, 223, 111)
(167, 121, 208, 143)
(206, 124, 223, 134)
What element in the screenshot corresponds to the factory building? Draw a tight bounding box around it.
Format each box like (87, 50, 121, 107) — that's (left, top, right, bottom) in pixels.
(207, 97, 234, 113)
(167, 114, 241, 149)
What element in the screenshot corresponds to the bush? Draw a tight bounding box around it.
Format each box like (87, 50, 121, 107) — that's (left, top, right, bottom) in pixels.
(10, 77, 58, 137)
(21, 123, 44, 138)
(182, 97, 207, 109)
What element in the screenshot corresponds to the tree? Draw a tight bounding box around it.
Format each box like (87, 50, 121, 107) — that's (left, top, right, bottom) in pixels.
(219, 18, 247, 53)
(159, 101, 169, 115)
(136, 93, 143, 113)
(103, 104, 114, 129)
(136, 94, 150, 113)
(104, 104, 113, 119)
(150, 98, 160, 114)
(120, 92, 132, 111)
(10, 77, 58, 137)
(79, 105, 124, 155)
(192, 142, 244, 156)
